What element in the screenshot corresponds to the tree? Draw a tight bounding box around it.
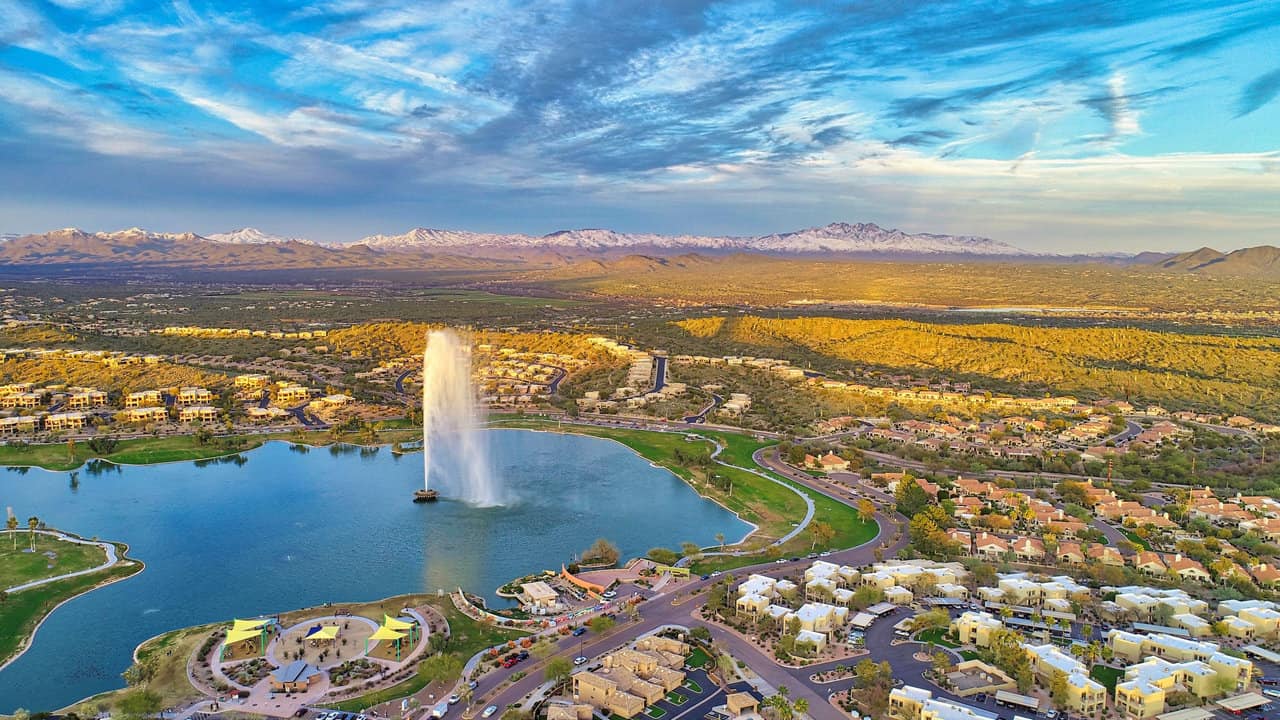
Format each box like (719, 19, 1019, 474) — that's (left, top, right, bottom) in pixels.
(544, 656, 573, 683)
(589, 615, 616, 635)
(857, 498, 877, 524)
(808, 521, 835, 550)
(715, 532, 726, 550)
(931, 652, 952, 675)
(6, 509, 16, 551)
(27, 516, 38, 551)
(1048, 670, 1069, 709)
(581, 538, 619, 565)
(681, 541, 702, 558)
(895, 480, 932, 517)
(647, 547, 679, 566)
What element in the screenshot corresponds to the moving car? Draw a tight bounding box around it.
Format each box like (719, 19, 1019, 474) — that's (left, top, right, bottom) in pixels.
(482, 707, 498, 718)
(574, 656, 588, 665)
(448, 694, 460, 705)
(572, 627, 587, 636)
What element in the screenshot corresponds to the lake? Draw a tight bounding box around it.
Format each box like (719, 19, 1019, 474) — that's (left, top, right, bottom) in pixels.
(0, 429, 750, 712)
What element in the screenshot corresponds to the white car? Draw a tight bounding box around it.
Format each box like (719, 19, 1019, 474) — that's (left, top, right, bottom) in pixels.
(482, 707, 498, 718)
(574, 656, 588, 665)
(710, 570, 722, 577)
(602, 590, 617, 599)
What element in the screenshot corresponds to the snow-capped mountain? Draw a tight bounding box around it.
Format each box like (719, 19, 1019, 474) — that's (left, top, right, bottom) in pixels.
(206, 227, 315, 245)
(356, 222, 1029, 256)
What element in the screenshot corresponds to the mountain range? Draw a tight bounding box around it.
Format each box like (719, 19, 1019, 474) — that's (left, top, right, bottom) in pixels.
(0, 223, 1275, 279)
(353, 222, 1031, 256)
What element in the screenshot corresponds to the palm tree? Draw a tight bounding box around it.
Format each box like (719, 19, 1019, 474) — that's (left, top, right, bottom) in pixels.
(716, 532, 726, 551)
(793, 698, 808, 718)
(6, 509, 16, 551)
(27, 516, 39, 551)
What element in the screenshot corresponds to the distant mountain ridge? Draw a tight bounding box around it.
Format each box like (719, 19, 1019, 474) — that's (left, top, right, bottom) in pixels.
(1156, 245, 1280, 278)
(356, 221, 1032, 256)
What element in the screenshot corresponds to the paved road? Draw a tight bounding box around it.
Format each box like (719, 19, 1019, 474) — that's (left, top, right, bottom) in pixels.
(3, 530, 120, 593)
(682, 393, 722, 424)
(395, 369, 414, 395)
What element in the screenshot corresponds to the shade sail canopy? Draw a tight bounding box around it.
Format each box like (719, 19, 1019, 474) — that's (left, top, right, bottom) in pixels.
(384, 615, 415, 631)
(369, 626, 407, 642)
(232, 618, 269, 633)
(305, 625, 339, 640)
(226, 626, 265, 645)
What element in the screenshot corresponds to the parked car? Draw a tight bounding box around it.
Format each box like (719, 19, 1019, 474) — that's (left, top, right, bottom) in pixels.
(602, 590, 617, 599)
(518, 650, 530, 660)
(293, 710, 308, 718)
(574, 656, 588, 665)
(774, 558, 786, 564)
(482, 707, 498, 718)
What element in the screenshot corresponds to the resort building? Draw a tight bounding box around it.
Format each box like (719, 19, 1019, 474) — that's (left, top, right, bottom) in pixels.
(1114, 656, 1238, 718)
(176, 387, 214, 405)
(573, 637, 689, 719)
(117, 406, 169, 423)
(1, 392, 41, 408)
(0, 416, 38, 435)
(246, 406, 290, 422)
(179, 405, 219, 422)
(888, 685, 996, 720)
(572, 672, 645, 718)
(125, 390, 163, 408)
(952, 611, 1004, 647)
(275, 384, 315, 404)
(66, 389, 108, 409)
(44, 412, 86, 431)
(234, 374, 270, 389)
(1022, 644, 1106, 715)
(1106, 631, 1253, 688)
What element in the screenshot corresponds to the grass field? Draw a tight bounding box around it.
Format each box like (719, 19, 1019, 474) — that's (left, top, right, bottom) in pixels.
(1090, 664, 1124, 692)
(914, 628, 958, 648)
(0, 543, 140, 669)
(0, 427, 426, 472)
(0, 533, 107, 590)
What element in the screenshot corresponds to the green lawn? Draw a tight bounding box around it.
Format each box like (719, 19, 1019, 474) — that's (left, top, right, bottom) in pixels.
(1090, 664, 1124, 692)
(686, 647, 711, 668)
(683, 679, 703, 693)
(1118, 528, 1151, 550)
(0, 428, 424, 472)
(0, 544, 140, 666)
(0, 533, 108, 589)
(666, 692, 687, 705)
(644, 707, 667, 718)
(959, 650, 979, 661)
(914, 628, 959, 648)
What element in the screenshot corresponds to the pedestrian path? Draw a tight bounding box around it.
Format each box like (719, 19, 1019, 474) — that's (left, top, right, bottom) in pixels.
(2, 529, 120, 593)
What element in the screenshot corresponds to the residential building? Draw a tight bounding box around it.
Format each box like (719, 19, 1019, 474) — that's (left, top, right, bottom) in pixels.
(125, 390, 163, 408)
(44, 412, 86, 431)
(117, 406, 169, 423)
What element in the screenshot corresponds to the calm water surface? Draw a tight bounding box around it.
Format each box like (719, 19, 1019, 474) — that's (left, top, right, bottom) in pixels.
(0, 429, 749, 712)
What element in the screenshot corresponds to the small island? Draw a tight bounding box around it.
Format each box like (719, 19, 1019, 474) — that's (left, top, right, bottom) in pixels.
(1, 524, 141, 669)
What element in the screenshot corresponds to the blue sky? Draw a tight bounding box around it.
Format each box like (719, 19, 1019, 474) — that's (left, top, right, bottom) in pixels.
(0, 0, 1277, 251)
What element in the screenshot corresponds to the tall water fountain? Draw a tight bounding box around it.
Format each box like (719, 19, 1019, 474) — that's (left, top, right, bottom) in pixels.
(418, 329, 502, 506)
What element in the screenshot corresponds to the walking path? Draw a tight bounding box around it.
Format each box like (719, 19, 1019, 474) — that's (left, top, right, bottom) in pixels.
(2, 529, 120, 593)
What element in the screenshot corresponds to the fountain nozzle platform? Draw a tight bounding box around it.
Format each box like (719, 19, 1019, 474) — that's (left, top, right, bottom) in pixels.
(413, 489, 440, 503)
